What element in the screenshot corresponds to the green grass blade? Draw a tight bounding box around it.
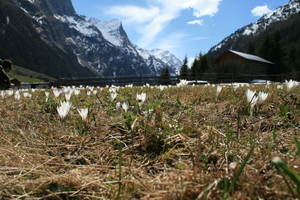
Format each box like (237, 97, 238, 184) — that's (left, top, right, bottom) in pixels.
(224, 146, 254, 199)
(272, 157, 300, 198)
(294, 137, 300, 155)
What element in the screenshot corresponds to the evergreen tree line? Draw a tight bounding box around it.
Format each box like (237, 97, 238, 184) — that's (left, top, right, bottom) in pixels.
(179, 54, 214, 79)
(248, 29, 300, 74)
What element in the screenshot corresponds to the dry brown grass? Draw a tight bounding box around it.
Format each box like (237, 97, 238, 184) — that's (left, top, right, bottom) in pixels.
(0, 83, 299, 199)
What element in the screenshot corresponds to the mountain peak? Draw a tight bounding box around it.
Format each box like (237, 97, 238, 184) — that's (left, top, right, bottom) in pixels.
(46, 0, 75, 16)
(85, 17, 126, 46)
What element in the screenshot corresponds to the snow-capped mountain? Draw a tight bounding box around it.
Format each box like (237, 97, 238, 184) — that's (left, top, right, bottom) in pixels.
(82, 17, 182, 76)
(3, 0, 181, 78)
(209, 0, 300, 53)
(149, 49, 182, 75)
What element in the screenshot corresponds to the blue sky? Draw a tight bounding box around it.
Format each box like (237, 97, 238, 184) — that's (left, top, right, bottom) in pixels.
(71, 0, 289, 62)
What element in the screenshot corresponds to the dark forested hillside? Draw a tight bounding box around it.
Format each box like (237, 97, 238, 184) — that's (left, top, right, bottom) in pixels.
(0, 0, 96, 78)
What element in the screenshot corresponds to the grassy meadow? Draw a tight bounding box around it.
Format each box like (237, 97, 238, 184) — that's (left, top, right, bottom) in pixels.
(8, 71, 41, 83)
(0, 81, 300, 199)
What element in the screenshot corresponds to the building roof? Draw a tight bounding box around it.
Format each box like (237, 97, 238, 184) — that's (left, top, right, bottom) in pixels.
(229, 50, 274, 65)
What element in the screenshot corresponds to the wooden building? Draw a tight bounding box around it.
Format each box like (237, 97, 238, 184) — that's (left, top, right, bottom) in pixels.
(215, 50, 274, 75)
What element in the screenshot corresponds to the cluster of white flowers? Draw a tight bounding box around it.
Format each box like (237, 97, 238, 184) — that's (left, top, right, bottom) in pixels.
(1, 78, 299, 124)
(176, 79, 189, 87)
(285, 79, 299, 92)
(246, 89, 269, 106)
(23, 92, 32, 98)
(57, 101, 72, 121)
(246, 89, 269, 115)
(257, 91, 269, 106)
(158, 85, 166, 91)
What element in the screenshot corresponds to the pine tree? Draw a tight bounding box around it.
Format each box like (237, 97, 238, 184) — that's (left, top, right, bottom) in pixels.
(247, 41, 256, 55)
(258, 32, 285, 74)
(287, 43, 300, 72)
(258, 34, 273, 62)
(180, 56, 189, 78)
(272, 30, 285, 74)
(199, 54, 211, 74)
(190, 57, 199, 78)
(160, 67, 171, 85)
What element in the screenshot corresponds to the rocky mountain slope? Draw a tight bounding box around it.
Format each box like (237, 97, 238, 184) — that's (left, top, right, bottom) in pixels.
(0, 0, 181, 79)
(208, 0, 300, 57)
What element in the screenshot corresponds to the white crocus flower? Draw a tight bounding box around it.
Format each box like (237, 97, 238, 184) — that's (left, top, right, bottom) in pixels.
(177, 79, 188, 87)
(216, 86, 222, 98)
(121, 102, 129, 112)
(57, 101, 72, 121)
(246, 89, 258, 116)
(65, 92, 72, 101)
(14, 91, 21, 100)
(45, 91, 50, 99)
(53, 89, 60, 98)
(0, 91, 5, 98)
(23, 92, 32, 98)
(7, 90, 14, 96)
(74, 89, 80, 95)
(137, 93, 146, 106)
(257, 91, 268, 106)
(246, 89, 257, 105)
(158, 85, 166, 91)
(110, 85, 120, 92)
(110, 92, 117, 101)
(77, 108, 88, 122)
(116, 102, 121, 112)
(109, 86, 117, 93)
(285, 79, 297, 92)
(62, 86, 70, 94)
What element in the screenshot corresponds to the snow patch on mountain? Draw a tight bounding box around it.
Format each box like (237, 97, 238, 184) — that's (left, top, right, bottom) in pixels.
(85, 17, 123, 46)
(150, 49, 180, 65)
(243, 0, 300, 36)
(210, 0, 300, 52)
(64, 16, 99, 38)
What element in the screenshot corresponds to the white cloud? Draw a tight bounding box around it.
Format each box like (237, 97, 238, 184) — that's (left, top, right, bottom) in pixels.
(251, 5, 272, 17)
(105, 5, 159, 24)
(187, 20, 204, 25)
(104, 0, 222, 49)
(181, 0, 222, 17)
